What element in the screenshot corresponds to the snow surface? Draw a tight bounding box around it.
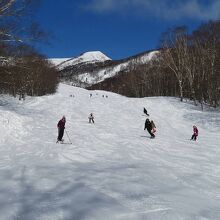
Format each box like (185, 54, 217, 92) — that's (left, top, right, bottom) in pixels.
(49, 51, 111, 70)
(47, 58, 72, 66)
(0, 84, 220, 220)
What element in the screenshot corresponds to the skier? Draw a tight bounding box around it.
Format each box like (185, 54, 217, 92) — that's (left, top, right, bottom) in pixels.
(88, 113, 94, 124)
(191, 125, 198, 141)
(57, 116, 66, 143)
(144, 118, 155, 138)
(143, 107, 149, 116)
(151, 120, 156, 134)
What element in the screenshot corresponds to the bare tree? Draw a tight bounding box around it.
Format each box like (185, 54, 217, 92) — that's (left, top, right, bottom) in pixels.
(160, 27, 188, 101)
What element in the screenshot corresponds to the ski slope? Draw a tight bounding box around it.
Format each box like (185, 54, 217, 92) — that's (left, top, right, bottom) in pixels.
(0, 83, 220, 220)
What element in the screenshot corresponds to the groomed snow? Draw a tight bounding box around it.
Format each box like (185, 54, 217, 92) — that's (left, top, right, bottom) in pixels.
(0, 84, 220, 220)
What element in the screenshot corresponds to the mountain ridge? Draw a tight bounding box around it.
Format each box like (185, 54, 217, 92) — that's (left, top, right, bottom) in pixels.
(52, 49, 158, 88)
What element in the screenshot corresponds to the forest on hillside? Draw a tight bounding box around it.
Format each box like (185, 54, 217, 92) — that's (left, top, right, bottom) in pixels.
(89, 21, 220, 108)
(0, 0, 58, 99)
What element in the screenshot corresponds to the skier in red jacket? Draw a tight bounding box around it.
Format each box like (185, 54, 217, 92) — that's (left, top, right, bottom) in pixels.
(57, 116, 66, 143)
(191, 125, 198, 141)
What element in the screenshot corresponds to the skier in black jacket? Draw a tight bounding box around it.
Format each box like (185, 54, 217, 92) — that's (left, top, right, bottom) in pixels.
(144, 118, 155, 138)
(56, 116, 66, 143)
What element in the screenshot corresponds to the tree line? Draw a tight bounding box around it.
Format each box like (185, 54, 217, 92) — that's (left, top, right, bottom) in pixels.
(0, 0, 59, 99)
(160, 21, 220, 108)
(90, 20, 220, 108)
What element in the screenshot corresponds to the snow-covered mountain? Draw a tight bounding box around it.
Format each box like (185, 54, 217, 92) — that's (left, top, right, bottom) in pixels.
(49, 51, 111, 70)
(50, 50, 158, 88)
(76, 51, 158, 86)
(0, 83, 220, 219)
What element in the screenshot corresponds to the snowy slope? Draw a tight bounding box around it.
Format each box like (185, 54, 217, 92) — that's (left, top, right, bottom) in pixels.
(0, 84, 220, 220)
(49, 51, 111, 70)
(47, 57, 72, 66)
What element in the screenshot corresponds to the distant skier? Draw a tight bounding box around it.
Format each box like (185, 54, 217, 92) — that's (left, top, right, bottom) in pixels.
(90, 93, 92, 98)
(88, 113, 94, 124)
(144, 118, 155, 138)
(57, 116, 66, 143)
(143, 107, 149, 116)
(191, 125, 198, 141)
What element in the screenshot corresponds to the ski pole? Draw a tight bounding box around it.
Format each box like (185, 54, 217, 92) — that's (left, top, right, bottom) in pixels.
(65, 130, 72, 144)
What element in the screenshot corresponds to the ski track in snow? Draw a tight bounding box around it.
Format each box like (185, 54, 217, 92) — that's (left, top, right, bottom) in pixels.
(0, 84, 220, 220)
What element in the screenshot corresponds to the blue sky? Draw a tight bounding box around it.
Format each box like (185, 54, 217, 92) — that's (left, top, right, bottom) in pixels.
(35, 0, 220, 60)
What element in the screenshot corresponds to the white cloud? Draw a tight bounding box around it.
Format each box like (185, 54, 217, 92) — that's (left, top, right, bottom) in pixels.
(83, 0, 220, 20)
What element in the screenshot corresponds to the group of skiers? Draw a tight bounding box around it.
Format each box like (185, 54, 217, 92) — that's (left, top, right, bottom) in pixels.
(56, 113, 95, 143)
(143, 107, 156, 139)
(143, 118, 198, 140)
(56, 109, 199, 143)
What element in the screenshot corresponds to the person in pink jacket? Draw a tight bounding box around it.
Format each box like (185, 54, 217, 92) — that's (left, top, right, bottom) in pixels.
(191, 125, 198, 141)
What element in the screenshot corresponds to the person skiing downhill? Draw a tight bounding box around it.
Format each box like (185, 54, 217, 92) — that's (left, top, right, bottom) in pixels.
(143, 107, 149, 116)
(191, 125, 198, 141)
(88, 113, 94, 124)
(57, 116, 66, 143)
(144, 118, 155, 138)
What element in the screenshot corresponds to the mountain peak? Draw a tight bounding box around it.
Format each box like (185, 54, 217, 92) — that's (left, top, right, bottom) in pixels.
(48, 51, 111, 70)
(79, 51, 111, 62)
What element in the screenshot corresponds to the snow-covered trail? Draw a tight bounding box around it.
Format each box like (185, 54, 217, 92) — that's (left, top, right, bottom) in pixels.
(0, 84, 220, 220)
